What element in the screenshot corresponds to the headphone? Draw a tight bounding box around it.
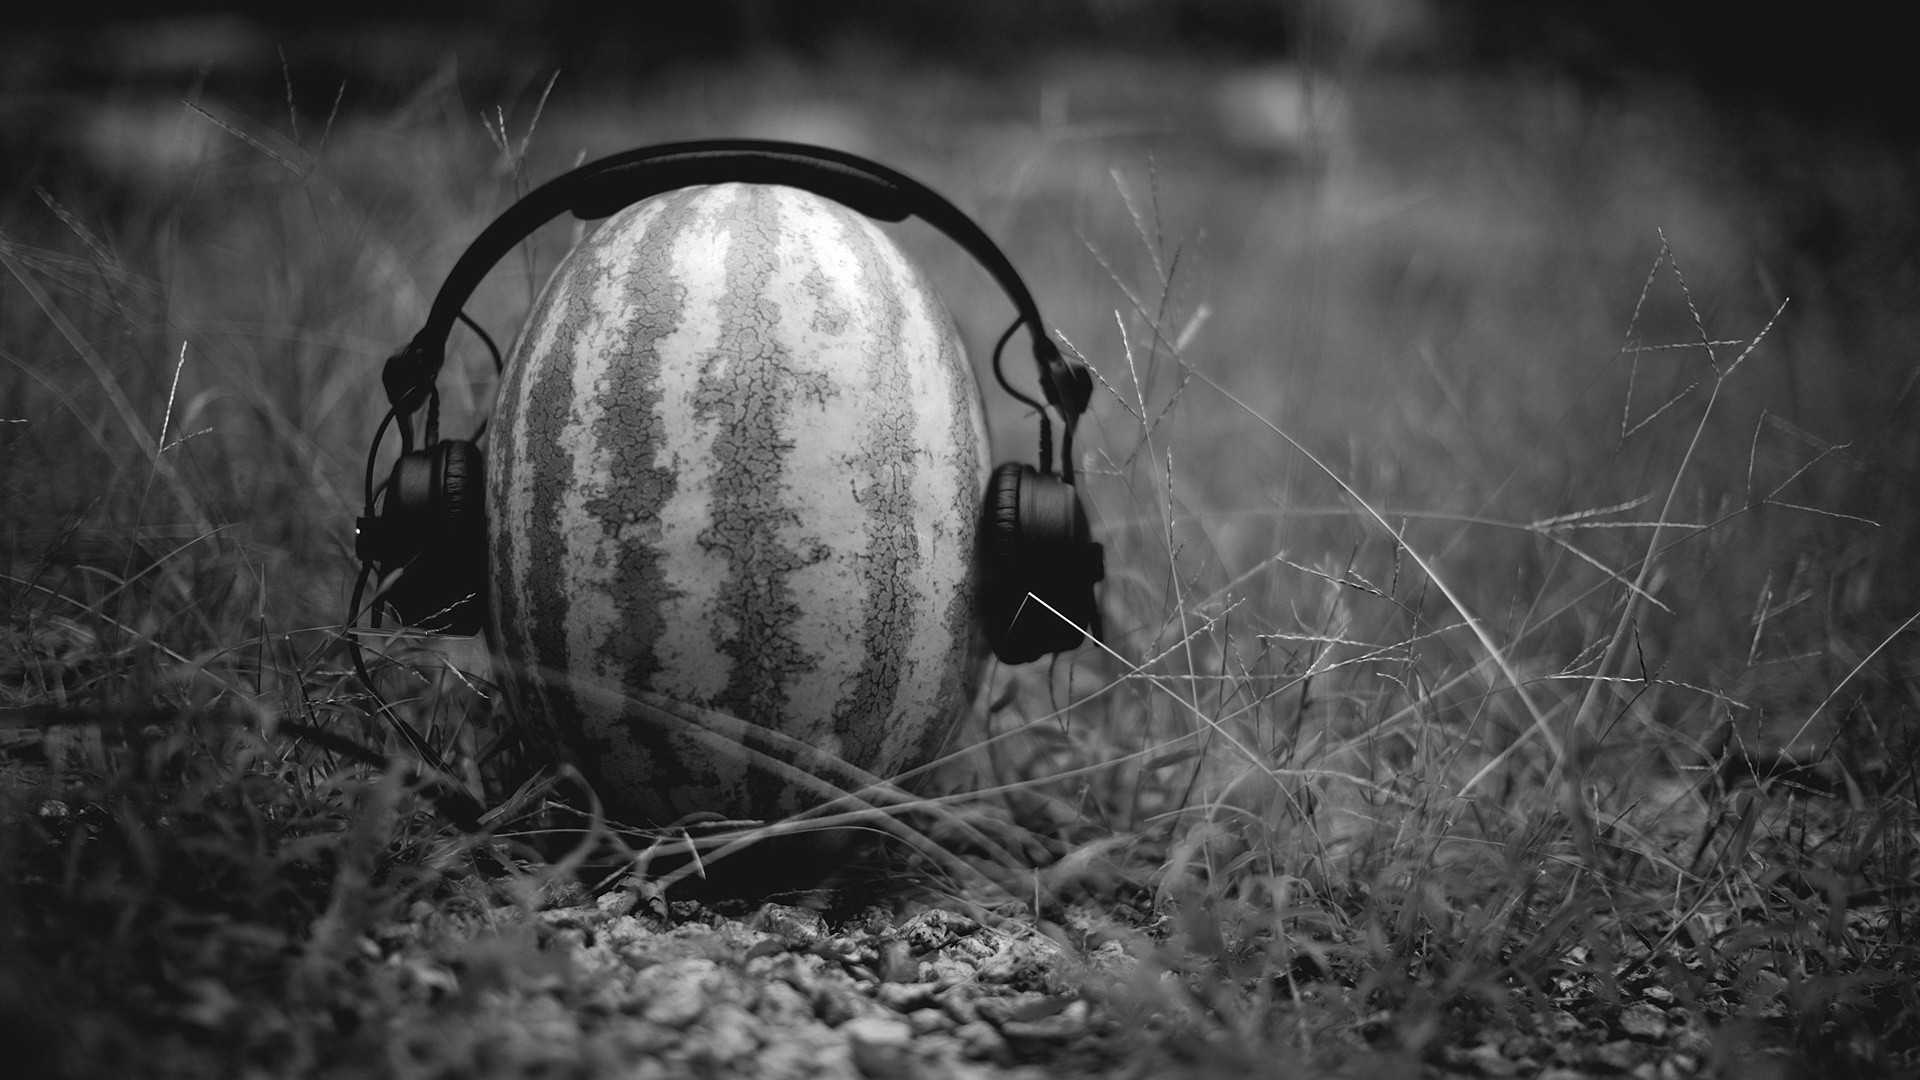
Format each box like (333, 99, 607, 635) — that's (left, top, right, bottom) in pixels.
(353, 139, 1103, 666)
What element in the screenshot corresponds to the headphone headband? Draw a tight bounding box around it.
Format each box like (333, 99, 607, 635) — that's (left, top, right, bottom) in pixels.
(383, 139, 1090, 435)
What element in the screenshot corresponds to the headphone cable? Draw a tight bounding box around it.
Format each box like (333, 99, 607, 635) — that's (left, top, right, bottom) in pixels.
(343, 563, 484, 828)
(992, 317, 1092, 483)
(459, 310, 505, 443)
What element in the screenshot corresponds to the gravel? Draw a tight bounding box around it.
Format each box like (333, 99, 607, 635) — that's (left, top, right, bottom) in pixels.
(363, 886, 1112, 1079)
(344, 881, 1792, 1079)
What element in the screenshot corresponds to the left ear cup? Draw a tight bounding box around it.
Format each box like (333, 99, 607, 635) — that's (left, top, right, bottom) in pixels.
(355, 440, 488, 633)
(980, 462, 1105, 664)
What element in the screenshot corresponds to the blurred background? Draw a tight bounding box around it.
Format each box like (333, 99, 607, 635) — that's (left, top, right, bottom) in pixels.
(3, 0, 1915, 757)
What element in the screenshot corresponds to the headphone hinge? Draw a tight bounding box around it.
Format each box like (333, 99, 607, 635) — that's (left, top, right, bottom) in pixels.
(382, 339, 440, 416)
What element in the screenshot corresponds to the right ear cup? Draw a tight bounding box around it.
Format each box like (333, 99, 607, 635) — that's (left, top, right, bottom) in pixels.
(980, 463, 1104, 664)
(355, 439, 488, 634)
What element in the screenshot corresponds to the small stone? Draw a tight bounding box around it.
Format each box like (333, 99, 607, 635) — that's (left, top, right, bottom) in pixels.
(941, 989, 980, 1026)
(613, 1058, 672, 1080)
(1502, 1034, 1551, 1060)
(923, 957, 977, 984)
(814, 983, 863, 1027)
(1542, 1009, 1583, 1036)
(593, 1019, 680, 1056)
(940, 933, 999, 964)
(976, 950, 1023, 985)
(972, 991, 1051, 1025)
(1449, 1042, 1517, 1077)
(745, 938, 787, 962)
(756, 1034, 855, 1080)
(752, 903, 828, 946)
(175, 978, 240, 1029)
(756, 951, 828, 996)
(695, 1002, 761, 1066)
(755, 980, 815, 1026)
(1084, 938, 1136, 977)
(898, 908, 978, 952)
(598, 915, 653, 950)
(1619, 1002, 1669, 1040)
(843, 1016, 914, 1077)
(907, 1007, 949, 1035)
(955, 1020, 1008, 1064)
(876, 938, 918, 983)
(396, 958, 459, 1000)
(1588, 1039, 1643, 1071)
(594, 886, 639, 919)
(539, 879, 590, 909)
(632, 958, 720, 1028)
(873, 981, 941, 1012)
(1658, 1051, 1701, 1080)
(999, 1001, 1090, 1055)
(843, 905, 895, 936)
(485, 995, 586, 1070)
(813, 935, 860, 963)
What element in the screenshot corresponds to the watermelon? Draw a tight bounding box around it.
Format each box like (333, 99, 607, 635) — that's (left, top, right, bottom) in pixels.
(486, 182, 991, 830)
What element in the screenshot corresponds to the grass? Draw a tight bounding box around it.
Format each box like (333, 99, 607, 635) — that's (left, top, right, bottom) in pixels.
(4, 45, 1918, 1078)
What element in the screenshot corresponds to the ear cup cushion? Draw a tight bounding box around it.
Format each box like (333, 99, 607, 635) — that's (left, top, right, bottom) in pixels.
(433, 440, 487, 632)
(985, 462, 1026, 557)
(980, 463, 1027, 659)
(435, 440, 485, 531)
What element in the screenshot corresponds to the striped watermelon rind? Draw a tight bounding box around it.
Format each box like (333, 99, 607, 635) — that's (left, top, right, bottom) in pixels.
(487, 183, 990, 827)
